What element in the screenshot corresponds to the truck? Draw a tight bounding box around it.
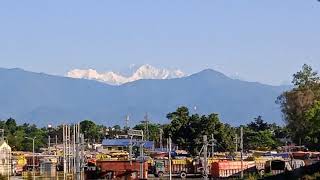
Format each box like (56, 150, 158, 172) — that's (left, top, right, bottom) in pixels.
(152, 158, 206, 178)
(264, 159, 305, 176)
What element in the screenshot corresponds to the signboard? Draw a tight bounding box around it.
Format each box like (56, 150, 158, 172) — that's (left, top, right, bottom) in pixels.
(128, 129, 144, 137)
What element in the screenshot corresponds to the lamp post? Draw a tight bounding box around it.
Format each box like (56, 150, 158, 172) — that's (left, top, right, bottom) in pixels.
(25, 137, 36, 180)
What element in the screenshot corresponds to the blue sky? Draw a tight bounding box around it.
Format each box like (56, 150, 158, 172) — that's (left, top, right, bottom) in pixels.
(0, 0, 319, 85)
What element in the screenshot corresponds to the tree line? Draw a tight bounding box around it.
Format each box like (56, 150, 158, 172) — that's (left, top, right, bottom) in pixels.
(0, 108, 288, 155)
(0, 112, 286, 154)
(0, 119, 122, 152)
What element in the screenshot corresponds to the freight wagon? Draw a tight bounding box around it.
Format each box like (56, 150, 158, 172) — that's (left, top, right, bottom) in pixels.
(210, 161, 256, 178)
(86, 160, 148, 180)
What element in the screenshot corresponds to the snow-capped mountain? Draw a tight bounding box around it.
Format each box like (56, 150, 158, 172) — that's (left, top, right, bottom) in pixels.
(67, 64, 186, 85)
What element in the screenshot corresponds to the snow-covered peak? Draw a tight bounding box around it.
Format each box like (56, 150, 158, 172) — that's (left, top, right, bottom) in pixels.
(66, 64, 186, 85)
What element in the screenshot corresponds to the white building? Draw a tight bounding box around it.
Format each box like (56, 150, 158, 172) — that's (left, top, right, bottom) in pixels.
(0, 141, 11, 176)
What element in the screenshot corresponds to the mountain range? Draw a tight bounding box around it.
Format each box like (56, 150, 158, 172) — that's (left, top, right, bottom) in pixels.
(0, 67, 289, 127)
(67, 64, 185, 85)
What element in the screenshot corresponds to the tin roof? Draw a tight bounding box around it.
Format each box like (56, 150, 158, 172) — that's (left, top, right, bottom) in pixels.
(102, 139, 154, 149)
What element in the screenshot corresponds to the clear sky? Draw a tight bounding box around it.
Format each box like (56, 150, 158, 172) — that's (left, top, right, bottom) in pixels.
(0, 0, 319, 85)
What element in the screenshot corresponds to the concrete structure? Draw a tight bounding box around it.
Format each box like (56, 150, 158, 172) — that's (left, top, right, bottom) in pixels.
(40, 158, 57, 178)
(0, 141, 12, 176)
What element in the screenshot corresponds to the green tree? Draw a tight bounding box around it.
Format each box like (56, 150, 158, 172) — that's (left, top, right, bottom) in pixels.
(247, 116, 269, 132)
(5, 118, 17, 134)
(277, 64, 320, 147)
(2, 120, 49, 152)
(7, 129, 26, 151)
(164, 107, 235, 155)
(292, 64, 320, 88)
(80, 120, 103, 143)
(243, 116, 285, 150)
(304, 101, 320, 149)
(133, 123, 161, 142)
(113, 125, 121, 131)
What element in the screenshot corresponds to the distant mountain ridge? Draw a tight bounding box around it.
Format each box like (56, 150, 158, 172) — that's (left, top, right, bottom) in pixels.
(67, 64, 185, 85)
(0, 67, 288, 126)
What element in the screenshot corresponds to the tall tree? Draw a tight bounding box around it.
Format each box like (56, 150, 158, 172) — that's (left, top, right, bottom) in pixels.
(133, 123, 161, 142)
(80, 120, 103, 143)
(277, 64, 320, 147)
(165, 106, 235, 155)
(292, 64, 320, 88)
(304, 101, 320, 148)
(5, 118, 17, 134)
(247, 116, 269, 132)
(243, 116, 283, 150)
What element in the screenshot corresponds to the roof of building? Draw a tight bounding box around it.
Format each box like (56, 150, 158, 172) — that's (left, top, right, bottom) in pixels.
(0, 140, 11, 150)
(102, 139, 154, 149)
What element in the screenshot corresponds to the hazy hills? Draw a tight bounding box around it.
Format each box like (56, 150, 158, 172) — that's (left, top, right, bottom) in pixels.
(0, 67, 288, 126)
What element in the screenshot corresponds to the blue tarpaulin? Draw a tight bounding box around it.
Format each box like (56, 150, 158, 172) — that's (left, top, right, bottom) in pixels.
(102, 138, 154, 149)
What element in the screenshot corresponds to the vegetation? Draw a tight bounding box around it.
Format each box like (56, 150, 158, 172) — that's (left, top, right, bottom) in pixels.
(277, 64, 320, 149)
(164, 106, 236, 155)
(242, 116, 287, 151)
(133, 123, 162, 142)
(0, 119, 47, 152)
(0, 111, 287, 154)
(0, 119, 117, 152)
(163, 107, 287, 155)
(80, 120, 105, 143)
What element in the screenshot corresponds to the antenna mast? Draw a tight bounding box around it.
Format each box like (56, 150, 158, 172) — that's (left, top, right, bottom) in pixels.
(125, 115, 130, 130)
(141, 113, 150, 141)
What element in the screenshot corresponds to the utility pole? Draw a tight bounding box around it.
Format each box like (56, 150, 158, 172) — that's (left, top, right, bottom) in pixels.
(125, 115, 130, 130)
(240, 127, 244, 179)
(128, 129, 144, 179)
(129, 135, 133, 165)
(63, 124, 71, 178)
(68, 125, 71, 174)
(140, 131, 144, 179)
(32, 137, 36, 180)
(72, 124, 75, 178)
(235, 134, 238, 153)
(63, 125, 66, 179)
(139, 142, 144, 179)
(48, 135, 51, 154)
(25, 137, 36, 180)
(141, 113, 150, 141)
(203, 135, 208, 180)
(75, 123, 81, 180)
(48, 124, 52, 155)
(169, 136, 172, 180)
(80, 133, 85, 180)
(211, 134, 215, 157)
(159, 129, 163, 151)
